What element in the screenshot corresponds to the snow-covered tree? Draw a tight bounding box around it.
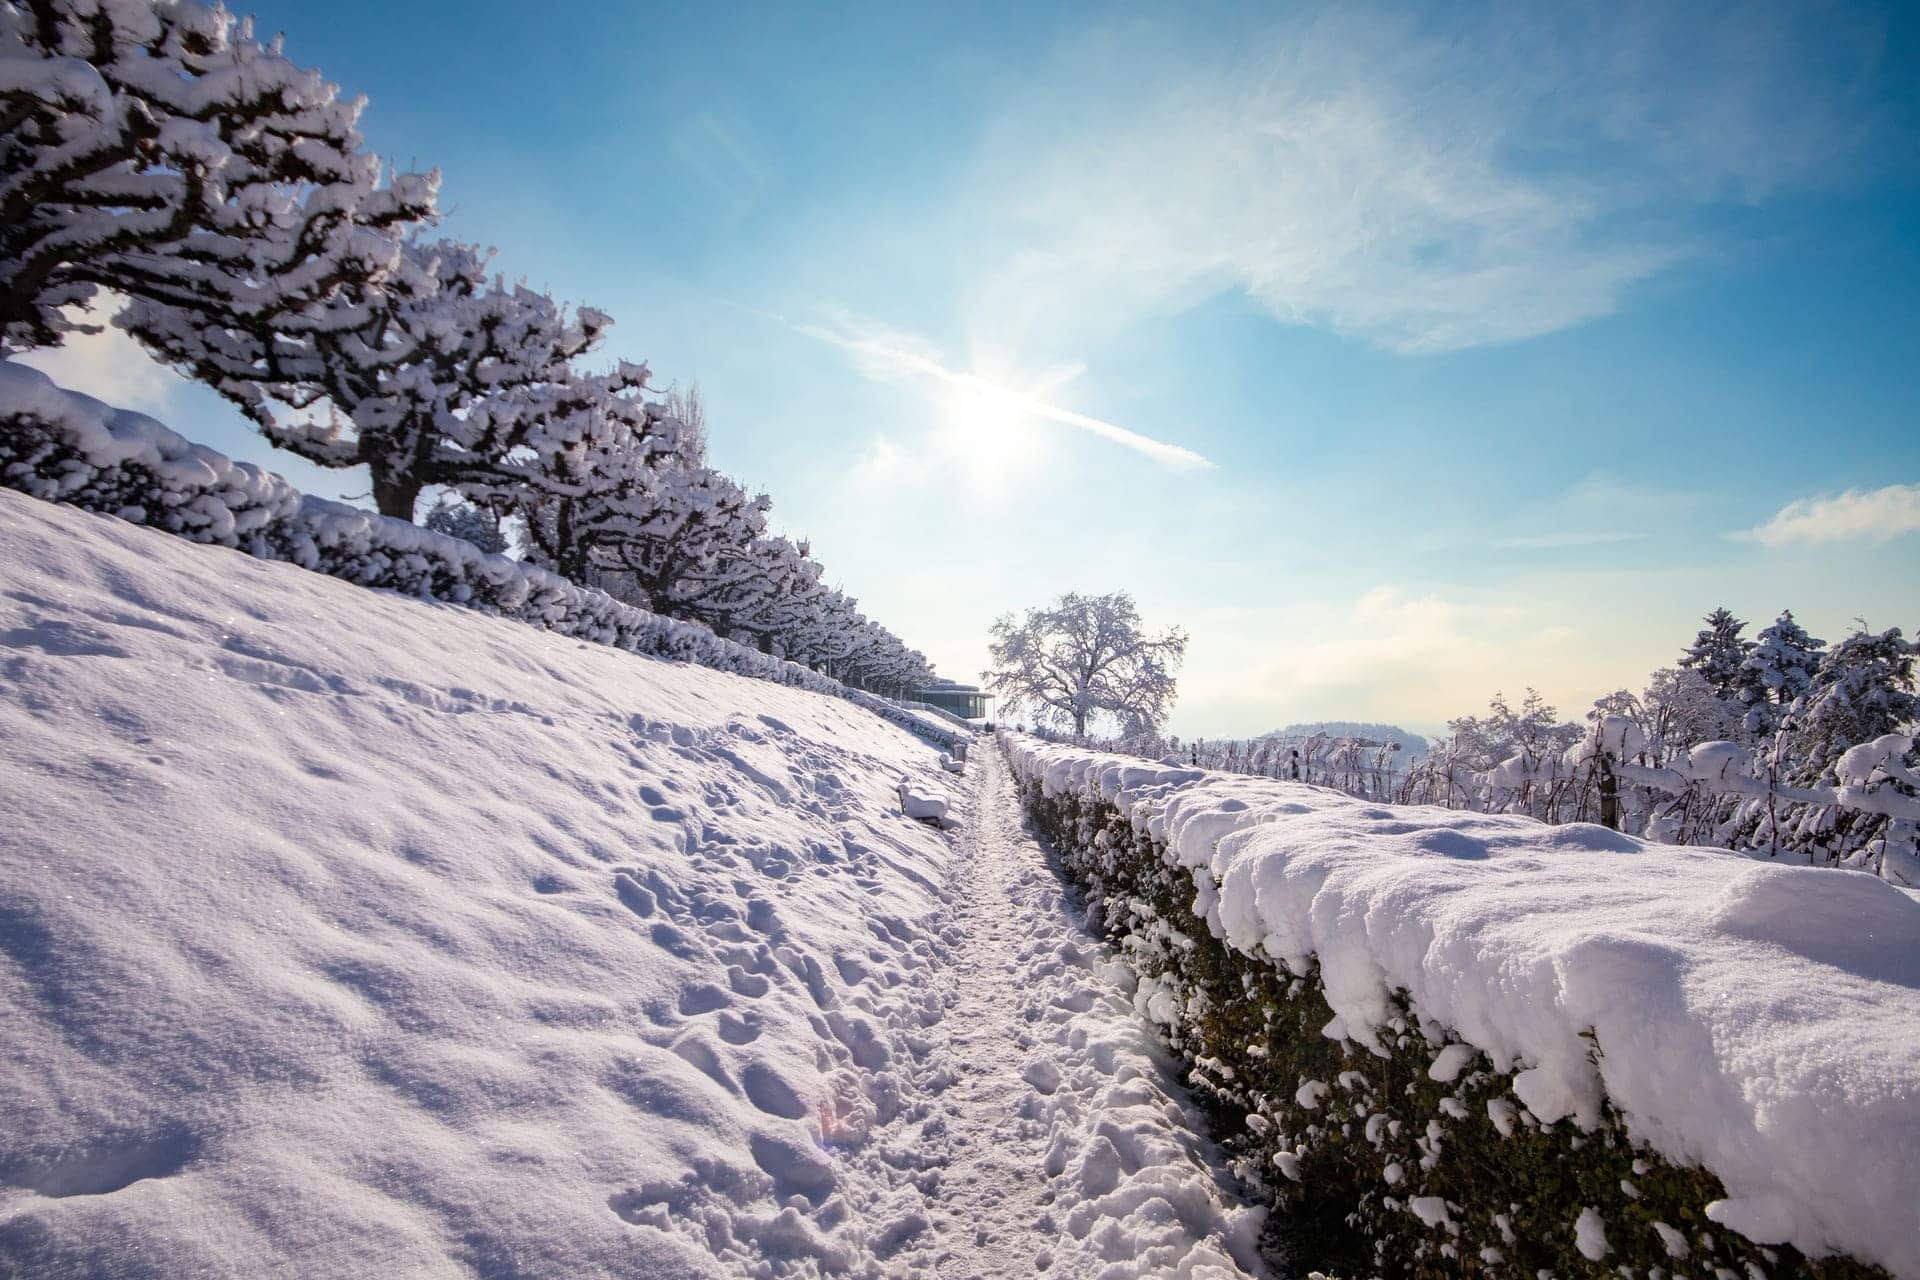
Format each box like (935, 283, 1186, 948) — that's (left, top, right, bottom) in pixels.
(658, 381, 708, 465)
(1, 0, 435, 354)
(1640, 666, 1743, 764)
(984, 591, 1187, 736)
(547, 453, 770, 616)
(422, 496, 505, 554)
(125, 238, 632, 520)
(1782, 626, 1918, 788)
(1678, 607, 1757, 706)
(1738, 609, 1825, 734)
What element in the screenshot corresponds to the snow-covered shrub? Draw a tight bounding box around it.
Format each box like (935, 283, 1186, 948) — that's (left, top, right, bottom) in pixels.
(0, 361, 966, 751)
(1001, 732, 1910, 1280)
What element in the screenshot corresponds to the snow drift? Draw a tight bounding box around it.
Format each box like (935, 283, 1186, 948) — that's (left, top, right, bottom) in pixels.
(0, 490, 966, 1277)
(1003, 733, 1920, 1276)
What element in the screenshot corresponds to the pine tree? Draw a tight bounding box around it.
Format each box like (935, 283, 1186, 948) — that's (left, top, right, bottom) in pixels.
(1785, 626, 1918, 787)
(423, 497, 507, 555)
(1678, 608, 1758, 706)
(1738, 610, 1826, 735)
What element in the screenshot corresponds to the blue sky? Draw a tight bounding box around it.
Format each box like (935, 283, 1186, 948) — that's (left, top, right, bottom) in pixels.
(25, 0, 1920, 735)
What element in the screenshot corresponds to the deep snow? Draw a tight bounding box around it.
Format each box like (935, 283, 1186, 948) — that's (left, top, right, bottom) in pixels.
(1006, 734, 1920, 1276)
(0, 492, 1262, 1278)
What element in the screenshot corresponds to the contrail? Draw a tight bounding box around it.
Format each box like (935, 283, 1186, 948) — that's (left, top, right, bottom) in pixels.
(775, 312, 1213, 473)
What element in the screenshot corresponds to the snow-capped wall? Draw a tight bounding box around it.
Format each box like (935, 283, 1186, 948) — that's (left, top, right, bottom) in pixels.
(1002, 732, 1920, 1277)
(0, 361, 966, 753)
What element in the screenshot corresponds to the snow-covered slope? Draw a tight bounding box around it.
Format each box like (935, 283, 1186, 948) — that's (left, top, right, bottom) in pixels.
(0, 491, 960, 1277)
(1006, 734, 1920, 1276)
(0, 493, 1265, 1279)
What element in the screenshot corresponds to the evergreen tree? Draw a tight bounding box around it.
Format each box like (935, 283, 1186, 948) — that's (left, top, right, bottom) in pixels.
(423, 497, 507, 555)
(1785, 626, 1918, 787)
(1738, 610, 1826, 735)
(1678, 608, 1758, 706)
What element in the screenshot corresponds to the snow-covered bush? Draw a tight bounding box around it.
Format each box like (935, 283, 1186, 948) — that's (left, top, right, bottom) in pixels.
(0, 361, 966, 751)
(1001, 732, 1912, 1280)
(1, 0, 435, 354)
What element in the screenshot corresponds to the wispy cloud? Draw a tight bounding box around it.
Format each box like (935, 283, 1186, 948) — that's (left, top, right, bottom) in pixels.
(782, 311, 1212, 472)
(1740, 483, 1920, 548)
(1493, 530, 1649, 551)
(958, 3, 1892, 356)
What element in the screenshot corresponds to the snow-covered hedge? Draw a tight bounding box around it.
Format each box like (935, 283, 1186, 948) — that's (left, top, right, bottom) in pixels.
(0, 362, 966, 752)
(1001, 732, 1917, 1280)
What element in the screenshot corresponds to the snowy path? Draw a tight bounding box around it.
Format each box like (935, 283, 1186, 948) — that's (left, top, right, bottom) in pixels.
(910, 745, 1269, 1279)
(0, 493, 1266, 1279)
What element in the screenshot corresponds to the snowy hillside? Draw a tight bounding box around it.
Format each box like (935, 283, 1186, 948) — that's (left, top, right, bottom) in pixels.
(0, 493, 1263, 1279)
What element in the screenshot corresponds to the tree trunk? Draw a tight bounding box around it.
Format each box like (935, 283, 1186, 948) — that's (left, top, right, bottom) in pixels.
(1598, 752, 1620, 831)
(372, 471, 423, 522)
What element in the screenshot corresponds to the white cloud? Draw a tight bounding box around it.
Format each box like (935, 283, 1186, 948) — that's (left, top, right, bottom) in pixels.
(1740, 483, 1920, 548)
(10, 298, 185, 416)
(959, 3, 1889, 356)
(1493, 530, 1649, 551)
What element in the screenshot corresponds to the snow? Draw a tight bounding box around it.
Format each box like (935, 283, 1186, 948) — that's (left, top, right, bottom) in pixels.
(1573, 1207, 1609, 1261)
(932, 747, 1267, 1278)
(1005, 732, 1920, 1277)
(0, 361, 966, 757)
(0, 493, 1263, 1278)
(896, 782, 951, 823)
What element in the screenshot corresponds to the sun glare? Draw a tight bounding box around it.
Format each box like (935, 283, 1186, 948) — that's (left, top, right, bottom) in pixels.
(939, 375, 1042, 487)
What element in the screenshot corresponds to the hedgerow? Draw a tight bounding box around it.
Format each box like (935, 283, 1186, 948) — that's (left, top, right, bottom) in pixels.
(1011, 763, 1889, 1280)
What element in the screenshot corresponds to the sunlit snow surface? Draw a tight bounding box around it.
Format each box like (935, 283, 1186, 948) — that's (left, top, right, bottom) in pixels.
(0, 492, 1261, 1278)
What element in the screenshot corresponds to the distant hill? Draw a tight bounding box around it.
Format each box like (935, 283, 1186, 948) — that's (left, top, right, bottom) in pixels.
(1259, 721, 1431, 759)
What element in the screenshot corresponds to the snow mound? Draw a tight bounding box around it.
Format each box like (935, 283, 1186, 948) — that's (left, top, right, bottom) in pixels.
(1004, 733, 1920, 1277)
(0, 491, 970, 1278)
(896, 782, 951, 823)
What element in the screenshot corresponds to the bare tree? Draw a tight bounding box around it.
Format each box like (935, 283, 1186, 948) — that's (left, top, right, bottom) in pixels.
(984, 591, 1186, 736)
(659, 381, 708, 465)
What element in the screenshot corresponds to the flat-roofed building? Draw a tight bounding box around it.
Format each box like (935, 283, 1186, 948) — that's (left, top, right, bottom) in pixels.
(915, 678, 991, 720)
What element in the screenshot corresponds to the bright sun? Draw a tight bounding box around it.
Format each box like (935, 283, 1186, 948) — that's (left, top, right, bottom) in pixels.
(939, 376, 1039, 486)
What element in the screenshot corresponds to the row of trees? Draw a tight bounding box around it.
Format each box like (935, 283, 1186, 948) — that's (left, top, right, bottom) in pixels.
(1428, 609, 1914, 805)
(1060, 607, 1916, 877)
(2, 0, 932, 694)
(1362, 611, 1917, 874)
